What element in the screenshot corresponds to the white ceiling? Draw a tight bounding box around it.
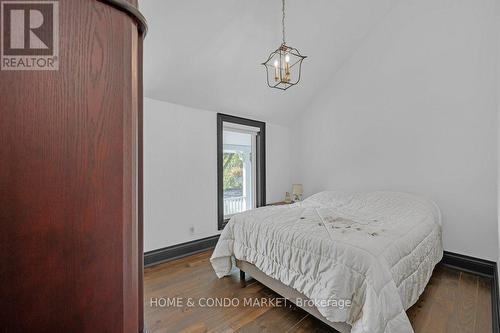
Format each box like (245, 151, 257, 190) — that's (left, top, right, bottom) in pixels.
(140, 0, 399, 124)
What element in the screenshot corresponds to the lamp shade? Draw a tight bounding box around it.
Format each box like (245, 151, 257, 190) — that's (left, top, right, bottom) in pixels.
(292, 184, 303, 196)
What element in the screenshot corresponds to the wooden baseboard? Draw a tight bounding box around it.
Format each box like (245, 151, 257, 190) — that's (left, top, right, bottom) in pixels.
(441, 251, 496, 277)
(441, 251, 499, 333)
(144, 235, 220, 267)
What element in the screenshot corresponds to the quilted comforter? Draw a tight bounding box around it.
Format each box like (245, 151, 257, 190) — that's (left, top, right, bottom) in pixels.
(211, 191, 443, 333)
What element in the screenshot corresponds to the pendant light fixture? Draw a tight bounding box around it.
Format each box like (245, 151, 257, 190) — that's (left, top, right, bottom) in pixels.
(262, 0, 307, 90)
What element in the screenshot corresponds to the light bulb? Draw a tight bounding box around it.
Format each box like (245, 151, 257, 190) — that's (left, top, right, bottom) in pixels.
(273, 59, 279, 82)
(285, 54, 290, 63)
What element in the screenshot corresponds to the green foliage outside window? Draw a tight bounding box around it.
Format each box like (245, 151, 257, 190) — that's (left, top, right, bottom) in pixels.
(223, 153, 243, 191)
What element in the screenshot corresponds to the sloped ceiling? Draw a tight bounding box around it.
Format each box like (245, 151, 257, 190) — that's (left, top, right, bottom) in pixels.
(141, 0, 399, 124)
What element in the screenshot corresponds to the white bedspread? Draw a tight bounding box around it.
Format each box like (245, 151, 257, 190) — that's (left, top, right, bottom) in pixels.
(211, 191, 443, 333)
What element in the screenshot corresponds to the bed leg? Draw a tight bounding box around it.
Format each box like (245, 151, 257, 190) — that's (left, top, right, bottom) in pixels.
(239, 270, 245, 281)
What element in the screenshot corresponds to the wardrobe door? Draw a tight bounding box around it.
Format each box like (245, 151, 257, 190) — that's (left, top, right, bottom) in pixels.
(0, 1, 146, 332)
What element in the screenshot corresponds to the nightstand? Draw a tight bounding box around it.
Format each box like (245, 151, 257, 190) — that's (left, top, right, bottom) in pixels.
(267, 201, 292, 206)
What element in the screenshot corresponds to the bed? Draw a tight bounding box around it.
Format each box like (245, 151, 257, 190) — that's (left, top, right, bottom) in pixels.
(211, 191, 443, 333)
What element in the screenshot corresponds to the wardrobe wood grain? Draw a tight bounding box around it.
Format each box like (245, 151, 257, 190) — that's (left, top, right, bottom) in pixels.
(0, 1, 143, 332)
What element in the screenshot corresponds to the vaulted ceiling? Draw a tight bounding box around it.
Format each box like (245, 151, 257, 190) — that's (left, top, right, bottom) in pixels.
(141, 0, 399, 124)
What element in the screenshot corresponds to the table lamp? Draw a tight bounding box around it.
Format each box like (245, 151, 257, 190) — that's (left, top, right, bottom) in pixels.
(292, 184, 303, 202)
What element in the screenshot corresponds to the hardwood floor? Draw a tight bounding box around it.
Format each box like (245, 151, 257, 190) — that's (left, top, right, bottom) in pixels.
(144, 250, 493, 333)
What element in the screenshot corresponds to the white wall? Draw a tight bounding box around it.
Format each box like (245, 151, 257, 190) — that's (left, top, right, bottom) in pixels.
(266, 123, 293, 203)
(497, 0, 500, 279)
(293, 0, 498, 260)
(144, 97, 292, 251)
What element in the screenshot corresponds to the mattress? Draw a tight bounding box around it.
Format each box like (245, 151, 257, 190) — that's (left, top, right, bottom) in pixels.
(211, 191, 443, 333)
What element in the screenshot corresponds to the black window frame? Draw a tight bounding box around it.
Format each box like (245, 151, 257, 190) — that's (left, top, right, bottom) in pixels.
(217, 113, 266, 230)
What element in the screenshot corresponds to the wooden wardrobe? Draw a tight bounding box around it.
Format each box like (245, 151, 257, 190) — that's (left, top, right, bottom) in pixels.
(0, 1, 147, 332)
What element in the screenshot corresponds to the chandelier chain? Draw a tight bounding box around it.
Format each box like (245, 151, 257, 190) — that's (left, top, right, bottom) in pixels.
(282, 0, 286, 44)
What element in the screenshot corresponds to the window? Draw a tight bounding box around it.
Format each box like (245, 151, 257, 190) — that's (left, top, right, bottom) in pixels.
(217, 114, 266, 230)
